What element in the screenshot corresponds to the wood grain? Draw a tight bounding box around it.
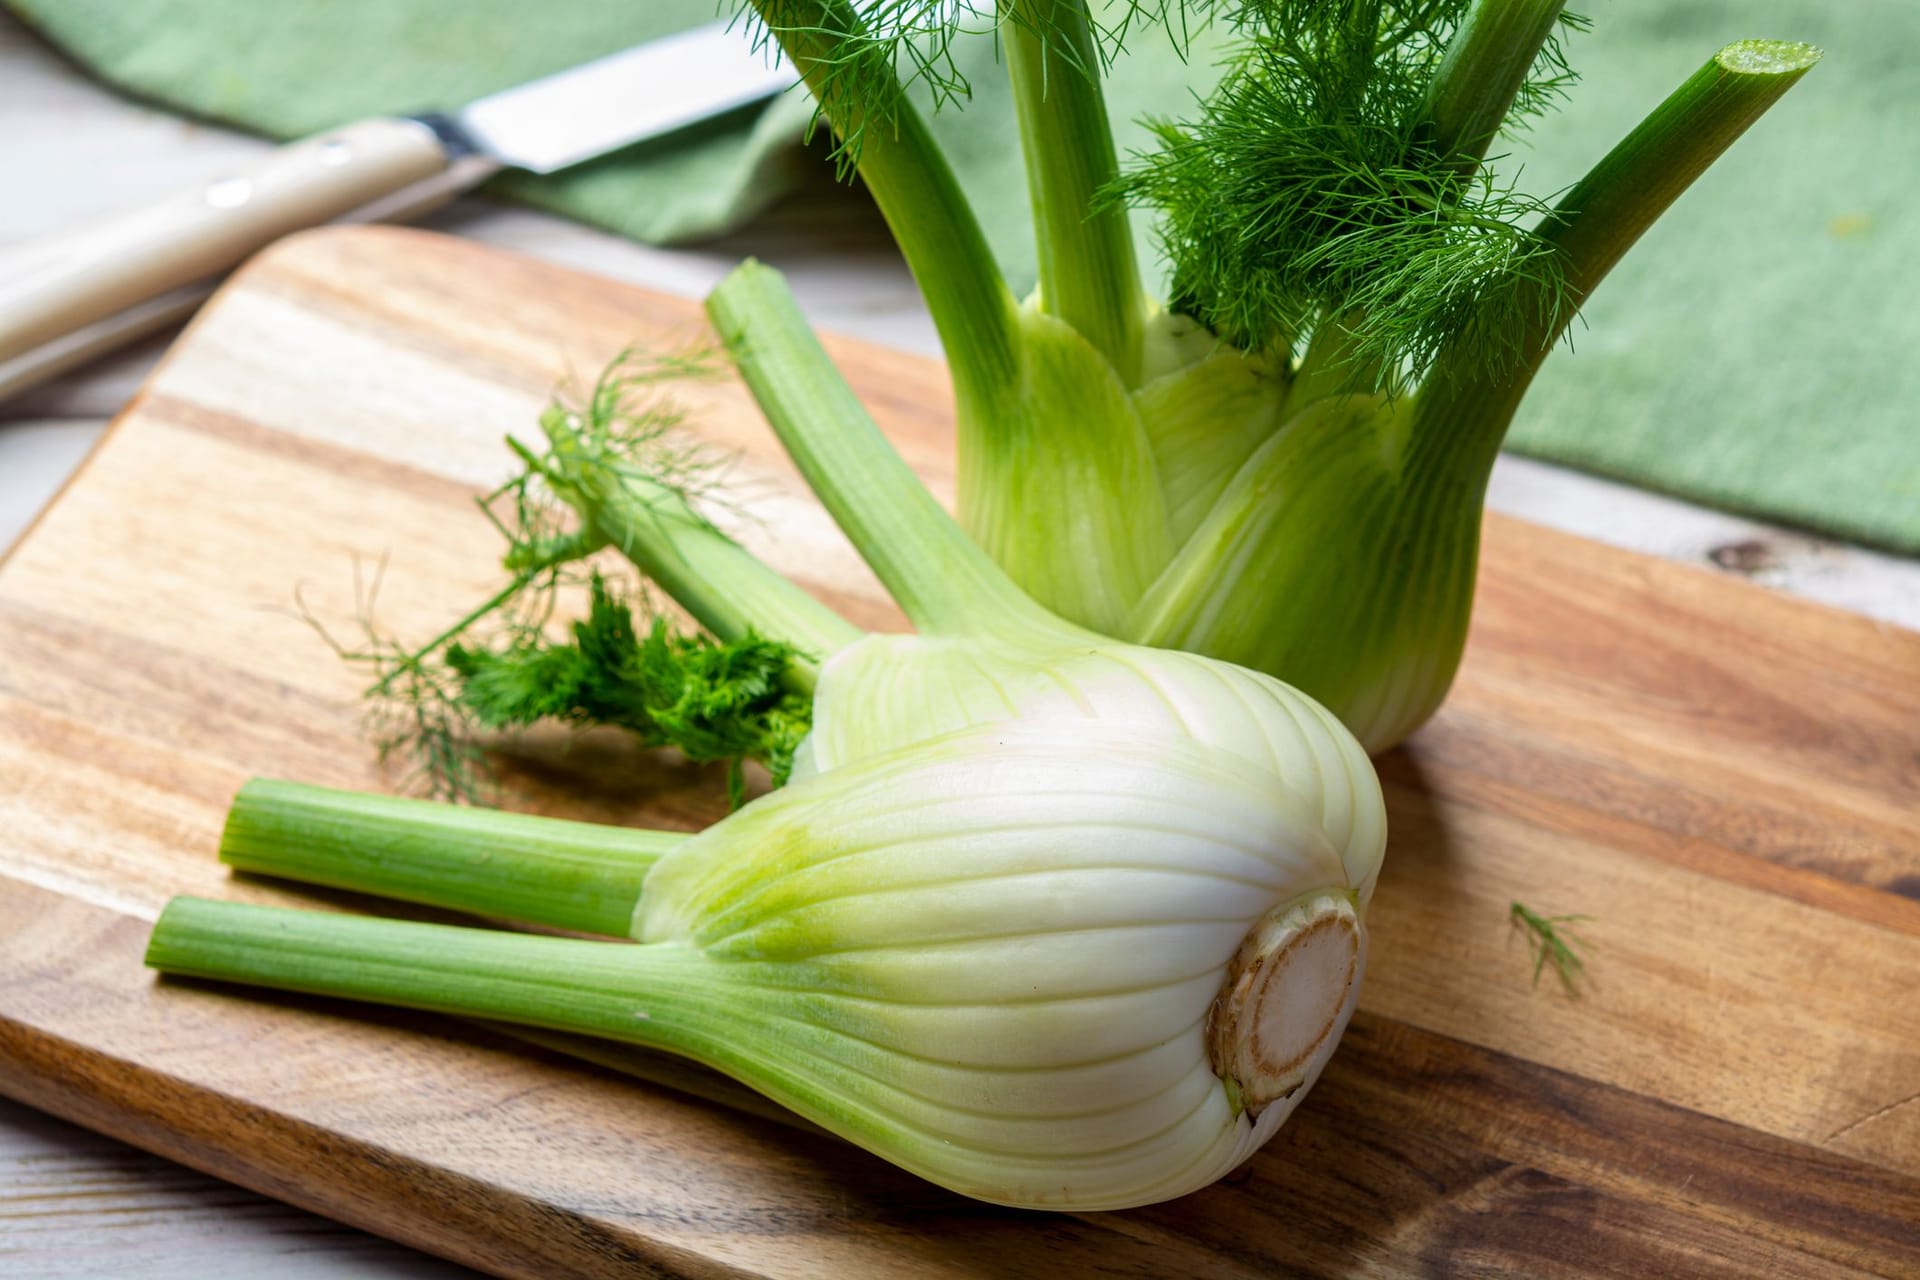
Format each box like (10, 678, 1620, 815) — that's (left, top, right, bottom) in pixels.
(1, 226, 1916, 1278)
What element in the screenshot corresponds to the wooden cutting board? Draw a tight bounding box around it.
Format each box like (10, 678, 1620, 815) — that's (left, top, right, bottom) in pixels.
(1, 227, 1916, 1279)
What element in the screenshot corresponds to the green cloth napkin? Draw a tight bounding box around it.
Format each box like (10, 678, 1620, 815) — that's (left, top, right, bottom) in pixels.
(13, 1, 1916, 552)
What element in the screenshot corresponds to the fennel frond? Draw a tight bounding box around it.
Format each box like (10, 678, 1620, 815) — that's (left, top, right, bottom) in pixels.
(1510, 899, 1593, 996)
(323, 351, 812, 806)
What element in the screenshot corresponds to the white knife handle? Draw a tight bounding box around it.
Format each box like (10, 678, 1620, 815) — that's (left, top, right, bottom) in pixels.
(0, 117, 451, 363)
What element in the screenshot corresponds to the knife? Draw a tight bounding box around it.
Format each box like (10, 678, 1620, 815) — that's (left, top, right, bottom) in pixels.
(0, 21, 796, 392)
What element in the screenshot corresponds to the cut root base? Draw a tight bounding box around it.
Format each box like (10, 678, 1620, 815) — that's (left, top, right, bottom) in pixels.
(1207, 891, 1363, 1113)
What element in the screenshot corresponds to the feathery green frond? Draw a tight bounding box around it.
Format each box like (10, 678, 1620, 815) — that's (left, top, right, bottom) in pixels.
(448, 574, 810, 808)
(1111, 1, 1586, 391)
(329, 350, 810, 805)
(1510, 900, 1593, 996)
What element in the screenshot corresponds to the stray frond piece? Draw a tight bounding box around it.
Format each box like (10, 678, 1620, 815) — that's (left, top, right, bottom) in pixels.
(1510, 899, 1593, 996)
(449, 573, 810, 808)
(338, 348, 810, 806)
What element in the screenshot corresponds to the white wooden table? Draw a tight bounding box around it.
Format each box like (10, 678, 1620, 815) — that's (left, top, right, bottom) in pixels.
(2, 12, 1916, 1277)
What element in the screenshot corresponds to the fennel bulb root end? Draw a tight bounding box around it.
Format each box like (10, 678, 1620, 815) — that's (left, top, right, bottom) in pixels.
(1208, 891, 1363, 1116)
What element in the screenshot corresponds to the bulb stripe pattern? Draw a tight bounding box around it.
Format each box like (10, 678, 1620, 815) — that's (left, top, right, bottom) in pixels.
(623, 716, 1380, 1208)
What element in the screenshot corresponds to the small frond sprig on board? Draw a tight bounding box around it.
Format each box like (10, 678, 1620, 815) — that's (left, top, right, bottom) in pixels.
(313, 349, 810, 806)
(303, 528, 605, 805)
(1510, 900, 1594, 997)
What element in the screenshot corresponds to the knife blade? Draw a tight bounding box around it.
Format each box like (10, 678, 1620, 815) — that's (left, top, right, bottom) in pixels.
(449, 23, 795, 175)
(0, 20, 797, 388)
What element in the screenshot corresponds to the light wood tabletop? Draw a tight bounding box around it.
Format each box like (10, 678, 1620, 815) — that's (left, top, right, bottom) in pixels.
(2, 11, 1917, 1277)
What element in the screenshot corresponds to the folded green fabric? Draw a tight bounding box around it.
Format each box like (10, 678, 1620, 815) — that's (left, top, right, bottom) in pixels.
(12, 1, 1915, 552)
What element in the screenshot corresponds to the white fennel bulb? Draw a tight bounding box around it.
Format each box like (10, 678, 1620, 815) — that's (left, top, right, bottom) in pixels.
(629, 717, 1373, 1209)
(145, 256, 1392, 1212)
(154, 712, 1378, 1210)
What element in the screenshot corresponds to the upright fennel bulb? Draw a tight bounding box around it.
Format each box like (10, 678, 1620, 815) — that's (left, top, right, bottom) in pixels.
(146, 267, 1387, 1207)
(734, 1, 1819, 750)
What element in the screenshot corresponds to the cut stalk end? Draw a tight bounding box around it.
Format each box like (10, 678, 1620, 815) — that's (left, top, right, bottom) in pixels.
(1207, 892, 1364, 1114)
(1717, 40, 1822, 76)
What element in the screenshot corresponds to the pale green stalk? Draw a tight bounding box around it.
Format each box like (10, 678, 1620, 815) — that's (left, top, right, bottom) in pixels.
(972, 1, 1183, 631)
(1423, 0, 1570, 173)
(1516, 39, 1822, 374)
(146, 898, 790, 1086)
(754, 0, 1019, 422)
(1003, 0, 1145, 383)
(221, 779, 681, 936)
(1424, 39, 1823, 468)
(705, 260, 1062, 643)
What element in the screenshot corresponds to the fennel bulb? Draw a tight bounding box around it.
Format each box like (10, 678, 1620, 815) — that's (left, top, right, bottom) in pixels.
(155, 716, 1374, 1209)
(636, 719, 1372, 1208)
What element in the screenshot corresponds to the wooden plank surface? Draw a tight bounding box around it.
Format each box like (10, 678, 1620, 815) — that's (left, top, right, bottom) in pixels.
(0, 226, 1915, 1278)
